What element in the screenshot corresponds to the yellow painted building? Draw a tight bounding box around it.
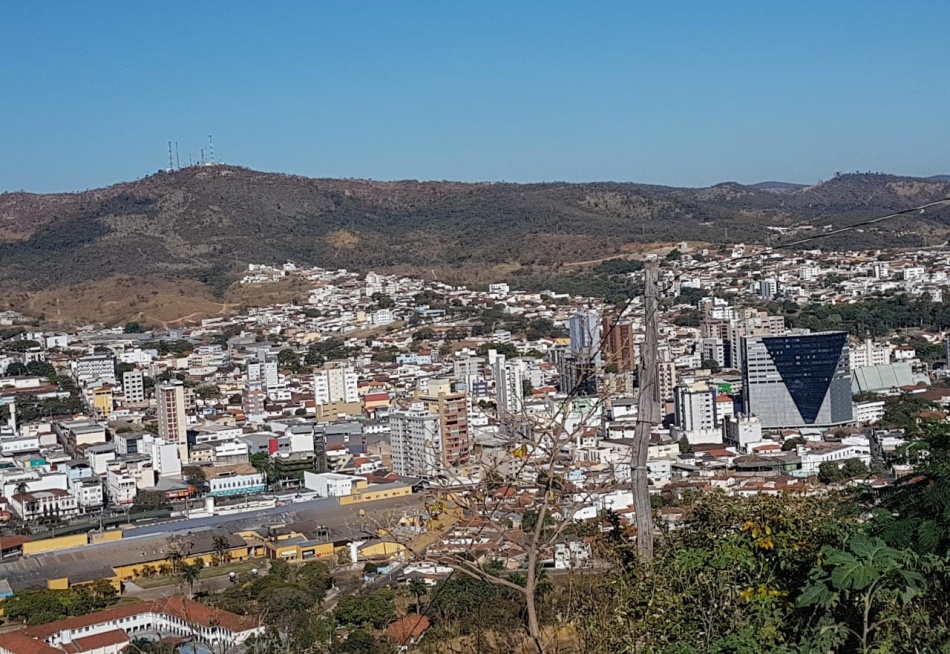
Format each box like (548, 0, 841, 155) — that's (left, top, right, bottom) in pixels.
(90, 531, 124, 545)
(316, 401, 362, 421)
(25, 533, 86, 556)
(358, 539, 408, 561)
(338, 483, 412, 505)
(92, 387, 114, 417)
(21, 530, 123, 557)
(263, 539, 335, 562)
(112, 545, 251, 581)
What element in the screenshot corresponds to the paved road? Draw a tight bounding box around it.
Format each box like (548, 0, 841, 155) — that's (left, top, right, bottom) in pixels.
(123, 494, 424, 539)
(124, 569, 261, 600)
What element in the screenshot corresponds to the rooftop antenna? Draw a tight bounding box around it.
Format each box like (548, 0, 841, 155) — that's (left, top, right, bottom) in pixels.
(175, 142, 180, 169)
(167, 141, 174, 171)
(208, 134, 215, 164)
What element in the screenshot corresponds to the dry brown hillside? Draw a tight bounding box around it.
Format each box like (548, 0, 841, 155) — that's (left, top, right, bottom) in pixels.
(2, 167, 949, 325)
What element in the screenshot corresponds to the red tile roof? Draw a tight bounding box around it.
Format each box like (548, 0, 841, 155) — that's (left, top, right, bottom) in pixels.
(0, 633, 61, 654)
(24, 597, 257, 640)
(0, 535, 32, 550)
(64, 629, 129, 653)
(386, 615, 430, 645)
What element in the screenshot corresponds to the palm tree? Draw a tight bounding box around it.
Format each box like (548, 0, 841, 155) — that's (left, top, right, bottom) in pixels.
(166, 536, 192, 575)
(178, 563, 202, 599)
(212, 535, 231, 567)
(407, 577, 428, 614)
(167, 550, 183, 576)
(11, 482, 29, 527)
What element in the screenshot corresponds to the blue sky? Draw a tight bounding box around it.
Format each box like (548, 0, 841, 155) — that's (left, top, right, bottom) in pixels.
(2, 1, 949, 192)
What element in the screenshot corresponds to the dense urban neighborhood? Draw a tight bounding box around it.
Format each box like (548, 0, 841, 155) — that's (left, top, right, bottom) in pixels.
(1, 241, 950, 652)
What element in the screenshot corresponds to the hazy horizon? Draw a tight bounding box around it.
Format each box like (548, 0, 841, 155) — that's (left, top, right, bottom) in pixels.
(6, 163, 950, 196)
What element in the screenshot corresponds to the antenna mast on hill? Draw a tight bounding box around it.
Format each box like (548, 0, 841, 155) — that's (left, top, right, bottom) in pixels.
(167, 141, 174, 171)
(200, 148, 205, 165)
(175, 142, 180, 169)
(208, 135, 215, 164)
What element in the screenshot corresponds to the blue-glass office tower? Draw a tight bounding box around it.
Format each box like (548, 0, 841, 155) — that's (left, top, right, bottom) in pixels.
(741, 331, 852, 428)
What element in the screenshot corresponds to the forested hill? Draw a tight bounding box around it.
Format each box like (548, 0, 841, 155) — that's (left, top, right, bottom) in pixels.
(1, 167, 950, 296)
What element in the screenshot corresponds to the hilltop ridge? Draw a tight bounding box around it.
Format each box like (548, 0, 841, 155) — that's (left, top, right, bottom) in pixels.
(2, 167, 949, 323)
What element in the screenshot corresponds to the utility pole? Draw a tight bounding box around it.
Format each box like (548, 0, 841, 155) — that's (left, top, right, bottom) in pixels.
(632, 260, 659, 563)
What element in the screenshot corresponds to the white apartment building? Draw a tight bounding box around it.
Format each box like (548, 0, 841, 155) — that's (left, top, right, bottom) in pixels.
(453, 356, 484, 383)
(9, 488, 79, 522)
(69, 477, 104, 511)
(117, 347, 158, 365)
(313, 364, 358, 405)
(0, 434, 40, 455)
(142, 433, 182, 478)
(799, 443, 872, 475)
(854, 400, 886, 425)
(672, 383, 721, 445)
(263, 355, 280, 393)
(206, 464, 267, 497)
(106, 468, 138, 504)
(723, 415, 763, 451)
(73, 354, 116, 384)
(492, 354, 523, 416)
(1, 472, 68, 507)
(303, 471, 364, 497)
(390, 405, 442, 477)
(850, 339, 892, 371)
(371, 309, 394, 325)
(728, 310, 787, 369)
(247, 359, 262, 383)
(194, 425, 244, 443)
(85, 444, 116, 475)
(701, 338, 728, 369)
(903, 267, 926, 282)
(122, 369, 145, 403)
(157, 382, 188, 463)
(243, 381, 266, 423)
(799, 266, 819, 281)
(212, 439, 250, 465)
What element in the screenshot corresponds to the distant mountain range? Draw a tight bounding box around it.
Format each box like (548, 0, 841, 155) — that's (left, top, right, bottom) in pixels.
(1, 168, 949, 323)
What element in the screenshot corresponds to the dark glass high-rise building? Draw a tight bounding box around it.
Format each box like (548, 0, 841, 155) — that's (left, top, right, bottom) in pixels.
(741, 331, 851, 428)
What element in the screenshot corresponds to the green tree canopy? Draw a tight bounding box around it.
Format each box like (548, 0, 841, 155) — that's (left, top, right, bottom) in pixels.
(333, 589, 396, 630)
